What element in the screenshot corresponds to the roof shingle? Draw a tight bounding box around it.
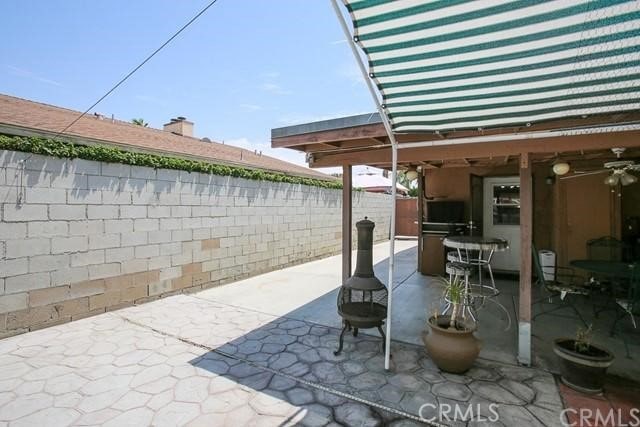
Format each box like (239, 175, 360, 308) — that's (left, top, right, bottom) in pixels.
(0, 94, 332, 181)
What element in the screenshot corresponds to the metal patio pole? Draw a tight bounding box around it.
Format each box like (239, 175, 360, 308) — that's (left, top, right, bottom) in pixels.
(386, 142, 397, 371)
(330, 0, 399, 370)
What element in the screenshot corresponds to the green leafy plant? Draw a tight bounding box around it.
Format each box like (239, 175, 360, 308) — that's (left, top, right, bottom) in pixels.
(574, 324, 593, 354)
(434, 275, 468, 329)
(397, 171, 419, 197)
(131, 118, 148, 127)
(0, 135, 342, 190)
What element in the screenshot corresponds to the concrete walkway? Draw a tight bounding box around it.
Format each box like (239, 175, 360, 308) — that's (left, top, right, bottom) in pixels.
(0, 240, 571, 426)
(197, 240, 419, 331)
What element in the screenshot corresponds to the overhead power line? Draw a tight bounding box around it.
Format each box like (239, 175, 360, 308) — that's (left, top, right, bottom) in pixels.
(54, 0, 220, 138)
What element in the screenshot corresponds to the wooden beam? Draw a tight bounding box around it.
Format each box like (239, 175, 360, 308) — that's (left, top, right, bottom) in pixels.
(311, 130, 640, 167)
(518, 152, 533, 366)
(273, 111, 640, 150)
(369, 137, 387, 144)
(272, 123, 387, 148)
(612, 182, 622, 240)
(553, 173, 564, 265)
(302, 139, 388, 153)
(342, 165, 353, 284)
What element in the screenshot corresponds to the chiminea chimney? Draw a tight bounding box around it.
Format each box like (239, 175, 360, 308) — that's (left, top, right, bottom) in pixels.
(163, 117, 193, 137)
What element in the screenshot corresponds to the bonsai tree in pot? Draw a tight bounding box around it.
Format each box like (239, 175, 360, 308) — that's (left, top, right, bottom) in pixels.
(422, 276, 481, 373)
(554, 324, 614, 394)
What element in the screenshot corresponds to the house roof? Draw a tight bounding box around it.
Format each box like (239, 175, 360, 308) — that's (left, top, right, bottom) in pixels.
(0, 93, 333, 181)
(352, 173, 408, 193)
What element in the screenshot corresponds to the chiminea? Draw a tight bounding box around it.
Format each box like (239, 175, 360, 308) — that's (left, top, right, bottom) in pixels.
(335, 217, 388, 355)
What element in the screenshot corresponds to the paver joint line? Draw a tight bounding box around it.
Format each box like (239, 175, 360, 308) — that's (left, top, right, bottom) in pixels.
(117, 314, 441, 426)
(188, 293, 540, 372)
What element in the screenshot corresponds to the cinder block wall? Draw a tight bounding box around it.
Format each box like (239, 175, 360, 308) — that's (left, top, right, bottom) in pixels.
(0, 150, 392, 337)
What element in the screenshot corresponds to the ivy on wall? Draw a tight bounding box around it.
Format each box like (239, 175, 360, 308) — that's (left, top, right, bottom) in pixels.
(0, 135, 342, 189)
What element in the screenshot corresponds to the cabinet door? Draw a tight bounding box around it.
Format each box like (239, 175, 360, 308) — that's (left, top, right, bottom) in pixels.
(421, 235, 445, 276)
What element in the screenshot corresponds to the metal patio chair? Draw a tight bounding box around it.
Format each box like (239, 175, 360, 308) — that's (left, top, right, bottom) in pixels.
(532, 244, 590, 325)
(610, 263, 639, 358)
(587, 236, 630, 314)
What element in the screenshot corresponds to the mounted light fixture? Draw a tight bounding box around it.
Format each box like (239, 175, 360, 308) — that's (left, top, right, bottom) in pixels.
(605, 168, 638, 187)
(405, 169, 419, 182)
(604, 174, 620, 186)
(620, 173, 638, 186)
(552, 162, 570, 175)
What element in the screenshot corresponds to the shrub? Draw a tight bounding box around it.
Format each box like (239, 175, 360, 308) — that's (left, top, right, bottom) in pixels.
(0, 134, 342, 190)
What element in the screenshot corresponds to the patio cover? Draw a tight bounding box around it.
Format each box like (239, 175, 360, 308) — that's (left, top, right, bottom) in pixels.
(344, 0, 640, 133)
(332, 0, 640, 371)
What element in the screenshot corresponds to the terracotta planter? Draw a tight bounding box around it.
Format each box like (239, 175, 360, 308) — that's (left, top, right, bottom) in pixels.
(423, 316, 481, 374)
(554, 338, 614, 394)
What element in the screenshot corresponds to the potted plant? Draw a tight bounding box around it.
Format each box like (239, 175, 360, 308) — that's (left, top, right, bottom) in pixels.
(554, 324, 614, 394)
(422, 276, 481, 373)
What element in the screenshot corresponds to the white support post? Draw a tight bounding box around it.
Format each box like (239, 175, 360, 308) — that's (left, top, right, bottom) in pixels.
(386, 144, 397, 370)
(330, 0, 399, 371)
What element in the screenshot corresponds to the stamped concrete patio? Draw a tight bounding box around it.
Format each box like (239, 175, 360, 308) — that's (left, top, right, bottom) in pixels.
(0, 240, 577, 426)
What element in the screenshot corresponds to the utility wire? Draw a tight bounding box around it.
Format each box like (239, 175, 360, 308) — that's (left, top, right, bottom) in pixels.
(54, 0, 219, 139)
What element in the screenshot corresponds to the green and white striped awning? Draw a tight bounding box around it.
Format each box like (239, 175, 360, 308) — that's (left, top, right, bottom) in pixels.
(343, 0, 640, 133)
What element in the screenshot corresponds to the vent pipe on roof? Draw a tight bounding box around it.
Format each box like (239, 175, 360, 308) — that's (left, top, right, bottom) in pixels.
(163, 117, 193, 137)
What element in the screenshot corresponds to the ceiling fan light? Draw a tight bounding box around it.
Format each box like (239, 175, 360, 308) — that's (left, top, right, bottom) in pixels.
(552, 162, 570, 175)
(620, 173, 638, 186)
(604, 174, 620, 186)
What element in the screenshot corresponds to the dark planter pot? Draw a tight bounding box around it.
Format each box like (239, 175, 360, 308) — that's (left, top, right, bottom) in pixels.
(553, 338, 614, 394)
(422, 316, 481, 374)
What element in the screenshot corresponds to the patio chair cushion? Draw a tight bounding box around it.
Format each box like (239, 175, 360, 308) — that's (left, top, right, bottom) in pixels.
(446, 261, 473, 276)
(616, 299, 632, 312)
(546, 282, 590, 296)
(447, 251, 469, 263)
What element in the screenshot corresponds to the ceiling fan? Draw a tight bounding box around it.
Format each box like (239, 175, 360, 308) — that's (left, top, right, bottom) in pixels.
(559, 147, 640, 186)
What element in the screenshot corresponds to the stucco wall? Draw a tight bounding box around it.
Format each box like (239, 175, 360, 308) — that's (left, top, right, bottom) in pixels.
(0, 150, 391, 337)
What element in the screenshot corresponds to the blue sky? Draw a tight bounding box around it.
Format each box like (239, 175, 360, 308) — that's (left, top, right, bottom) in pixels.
(1, 0, 379, 171)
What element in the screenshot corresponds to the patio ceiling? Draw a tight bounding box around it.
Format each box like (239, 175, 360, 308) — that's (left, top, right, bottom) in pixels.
(271, 111, 640, 168)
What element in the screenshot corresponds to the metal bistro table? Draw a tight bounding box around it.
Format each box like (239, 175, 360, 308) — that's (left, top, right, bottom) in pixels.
(569, 259, 635, 280)
(443, 235, 509, 297)
(570, 259, 636, 318)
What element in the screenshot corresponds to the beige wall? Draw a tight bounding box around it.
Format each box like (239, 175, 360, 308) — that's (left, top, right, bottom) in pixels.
(622, 183, 640, 226)
(0, 150, 392, 337)
(424, 161, 631, 265)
